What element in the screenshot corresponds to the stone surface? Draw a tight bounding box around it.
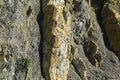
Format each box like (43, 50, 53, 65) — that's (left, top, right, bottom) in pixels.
(0, 0, 120, 80)
(0, 0, 42, 80)
(42, 0, 72, 80)
(102, 0, 120, 58)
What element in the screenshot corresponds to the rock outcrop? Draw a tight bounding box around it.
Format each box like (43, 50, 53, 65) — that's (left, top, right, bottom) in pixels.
(0, 0, 120, 80)
(0, 0, 42, 80)
(42, 0, 72, 80)
(102, 0, 120, 58)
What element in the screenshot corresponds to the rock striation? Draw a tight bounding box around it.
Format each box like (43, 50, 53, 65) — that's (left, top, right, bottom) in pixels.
(42, 0, 72, 80)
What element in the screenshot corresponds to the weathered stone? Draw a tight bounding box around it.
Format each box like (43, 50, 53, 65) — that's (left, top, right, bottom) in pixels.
(42, 0, 72, 80)
(102, 0, 120, 58)
(1, 0, 120, 80)
(84, 41, 101, 67)
(0, 0, 42, 79)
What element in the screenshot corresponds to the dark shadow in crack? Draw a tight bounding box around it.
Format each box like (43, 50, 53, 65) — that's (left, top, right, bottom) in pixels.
(37, 0, 45, 78)
(91, 0, 120, 60)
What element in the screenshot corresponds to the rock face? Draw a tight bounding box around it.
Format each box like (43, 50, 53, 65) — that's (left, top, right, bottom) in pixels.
(0, 0, 120, 80)
(102, 0, 120, 58)
(0, 0, 42, 80)
(42, 0, 72, 80)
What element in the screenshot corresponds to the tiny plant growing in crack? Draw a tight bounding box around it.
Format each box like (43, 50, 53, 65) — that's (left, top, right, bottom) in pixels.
(19, 57, 31, 80)
(20, 57, 31, 70)
(0, 77, 3, 80)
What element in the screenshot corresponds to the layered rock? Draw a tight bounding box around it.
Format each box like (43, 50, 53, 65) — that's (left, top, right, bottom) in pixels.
(42, 0, 72, 80)
(102, 0, 120, 58)
(68, 0, 120, 79)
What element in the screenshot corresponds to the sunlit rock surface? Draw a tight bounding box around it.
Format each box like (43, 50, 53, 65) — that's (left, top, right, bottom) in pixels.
(0, 0, 120, 80)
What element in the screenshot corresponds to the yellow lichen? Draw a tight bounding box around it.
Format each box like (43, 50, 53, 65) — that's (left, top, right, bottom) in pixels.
(111, 8, 120, 19)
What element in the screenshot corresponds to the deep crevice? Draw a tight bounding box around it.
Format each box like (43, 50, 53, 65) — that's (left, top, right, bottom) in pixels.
(37, 0, 45, 78)
(91, 0, 119, 59)
(71, 60, 85, 79)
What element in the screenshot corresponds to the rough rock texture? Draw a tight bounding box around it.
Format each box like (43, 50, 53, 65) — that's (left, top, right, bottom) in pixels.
(0, 0, 120, 80)
(0, 0, 42, 80)
(42, 0, 72, 80)
(102, 0, 120, 58)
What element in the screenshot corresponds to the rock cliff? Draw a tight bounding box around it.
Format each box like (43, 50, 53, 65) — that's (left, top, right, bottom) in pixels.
(0, 0, 120, 80)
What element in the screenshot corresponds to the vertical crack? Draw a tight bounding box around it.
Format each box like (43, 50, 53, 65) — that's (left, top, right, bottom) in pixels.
(37, 0, 45, 78)
(90, 0, 119, 59)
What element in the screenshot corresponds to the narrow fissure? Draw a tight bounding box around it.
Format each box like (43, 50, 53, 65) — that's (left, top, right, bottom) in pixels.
(91, 0, 118, 57)
(37, 0, 45, 78)
(72, 63, 82, 79)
